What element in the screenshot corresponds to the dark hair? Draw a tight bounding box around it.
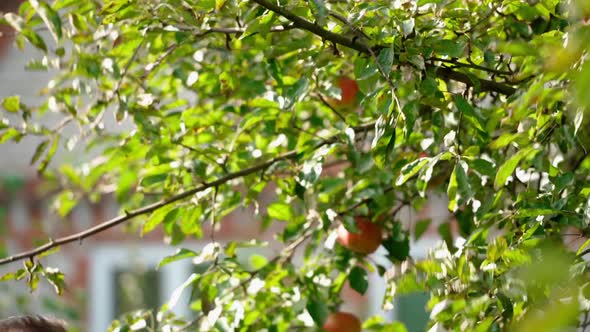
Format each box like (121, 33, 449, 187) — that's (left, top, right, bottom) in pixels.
(0, 315, 67, 332)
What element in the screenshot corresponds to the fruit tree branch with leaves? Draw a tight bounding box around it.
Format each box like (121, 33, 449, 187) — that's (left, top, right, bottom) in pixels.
(1, 0, 590, 331)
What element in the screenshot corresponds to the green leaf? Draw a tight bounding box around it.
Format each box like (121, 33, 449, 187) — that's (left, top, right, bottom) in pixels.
(0, 128, 21, 144)
(140, 173, 168, 187)
(101, 0, 134, 14)
(168, 273, 199, 309)
(514, 208, 560, 218)
(158, 248, 198, 269)
(37, 246, 61, 260)
(54, 190, 77, 217)
(215, 0, 226, 11)
(44, 268, 65, 295)
(396, 158, 430, 186)
(416, 152, 450, 196)
(401, 100, 417, 139)
(284, 77, 309, 109)
(306, 298, 329, 326)
(382, 322, 409, 332)
(22, 29, 48, 52)
(499, 40, 538, 56)
(401, 18, 415, 37)
(1, 270, 24, 281)
(249, 254, 268, 270)
(30, 139, 50, 165)
(225, 242, 237, 258)
(2, 96, 20, 112)
(37, 136, 59, 174)
(489, 132, 527, 150)
(243, 10, 275, 37)
(143, 205, 176, 235)
(578, 238, 590, 255)
(438, 222, 454, 251)
(434, 39, 466, 57)
(30, 0, 63, 42)
(348, 266, 369, 295)
(474, 317, 494, 332)
(378, 47, 395, 72)
(454, 95, 485, 132)
(382, 233, 410, 262)
(267, 202, 294, 221)
(309, 0, 327, 26)
(372, 114, 396, 168)
(494, 147, 536, 189)
(447, 164, 459, 212)
(297, 157, 324, 189)
(116, 170, 138, 202)
(3, 13, 24, 32)
(414, 219, 431, 241)
(455, 160, 472, 207)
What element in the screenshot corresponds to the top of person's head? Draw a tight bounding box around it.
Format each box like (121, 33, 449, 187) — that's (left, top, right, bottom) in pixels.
(0, 315, 66, 332)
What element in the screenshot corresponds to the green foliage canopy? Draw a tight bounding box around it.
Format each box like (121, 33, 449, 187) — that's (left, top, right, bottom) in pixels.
(2, 0, 590, 331)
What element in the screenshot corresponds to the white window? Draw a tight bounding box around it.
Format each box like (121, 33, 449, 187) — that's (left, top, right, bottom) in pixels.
(88, 243, 274, 332)
(88, 245, 193, 332)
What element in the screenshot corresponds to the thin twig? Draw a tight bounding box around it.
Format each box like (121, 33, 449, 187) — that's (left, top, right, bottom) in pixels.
(316, 93, 346, 122)
(249, 0, 517, 96)
(328, 11, 371, 40)
(338, 186, 396, 216)
(114, 36, 147, 97)
(178, 313, 205, 331)
(0, 121, 376, 266)
(141, 43, 180, 81)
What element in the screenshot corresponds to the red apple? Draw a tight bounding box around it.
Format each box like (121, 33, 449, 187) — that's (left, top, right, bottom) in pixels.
(323, 312, 362, 332)
(337, 77, 359, 105)
(337, 216, 383, 254)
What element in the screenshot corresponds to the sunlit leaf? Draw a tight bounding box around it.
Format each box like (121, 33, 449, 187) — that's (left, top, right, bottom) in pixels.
(267, 202, 294, 221)
(2, 96, 20, 112)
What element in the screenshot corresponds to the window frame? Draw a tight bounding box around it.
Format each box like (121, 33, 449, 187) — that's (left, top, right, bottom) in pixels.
(88, 244, 194, 332)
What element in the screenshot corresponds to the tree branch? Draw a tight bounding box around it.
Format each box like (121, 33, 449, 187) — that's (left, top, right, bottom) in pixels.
(436, 67, 517, 96)
(0, 121, 376, 266)
(429, 57, 513, 76)
(578, 247, 590, 258)
(249, 0, 371, 53)
(249, 0, 518, 96)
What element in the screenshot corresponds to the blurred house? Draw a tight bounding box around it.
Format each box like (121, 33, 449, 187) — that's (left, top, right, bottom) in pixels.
(0, 2, 439, 330)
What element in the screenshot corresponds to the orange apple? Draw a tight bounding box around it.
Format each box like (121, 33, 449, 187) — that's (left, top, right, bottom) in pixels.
(337, 216, 383, 254)
(323, 312, 362, 332)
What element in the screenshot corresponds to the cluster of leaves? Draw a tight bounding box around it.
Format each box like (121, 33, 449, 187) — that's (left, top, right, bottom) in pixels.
(1, 0, 590, 331)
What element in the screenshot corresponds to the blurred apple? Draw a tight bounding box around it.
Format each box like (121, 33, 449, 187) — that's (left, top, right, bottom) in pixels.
(337, 216, 383, 254)
(323, 311, 362, 332)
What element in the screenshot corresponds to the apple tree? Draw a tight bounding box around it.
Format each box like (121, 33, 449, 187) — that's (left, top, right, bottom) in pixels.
(2, 0, 590, 331)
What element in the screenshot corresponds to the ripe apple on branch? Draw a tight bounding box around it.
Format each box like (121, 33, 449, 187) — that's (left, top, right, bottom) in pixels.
(336, 215, 383, 255)
(323, 311, 362, 332)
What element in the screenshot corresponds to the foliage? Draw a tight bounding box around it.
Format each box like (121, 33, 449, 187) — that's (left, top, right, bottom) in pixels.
(1, 0, 590, 331)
